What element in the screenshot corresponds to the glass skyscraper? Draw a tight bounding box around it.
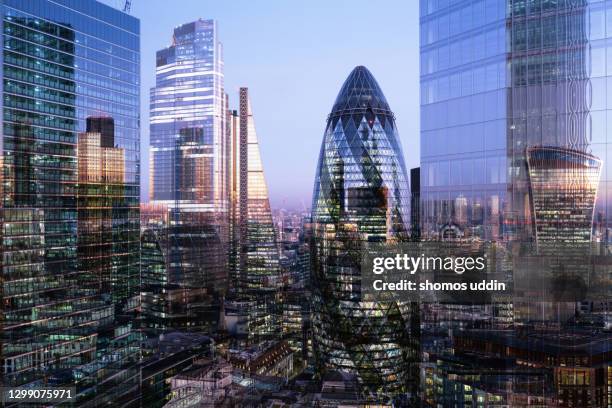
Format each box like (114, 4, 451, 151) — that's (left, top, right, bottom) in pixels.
(0, 0, 140, 405)
(149, 19, 229, 330)
(420, 0, 612, 243)
(420, 0, 507, 240)
(420, 2, 612, 405)
(526, 146, 602, 254)
(227, 87, 281, 345)
(311, 66, 419, 399)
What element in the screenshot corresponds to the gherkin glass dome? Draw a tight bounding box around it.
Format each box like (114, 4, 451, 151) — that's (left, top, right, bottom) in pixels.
(330, 65, 391, 114)
(310, 66, 419, 398)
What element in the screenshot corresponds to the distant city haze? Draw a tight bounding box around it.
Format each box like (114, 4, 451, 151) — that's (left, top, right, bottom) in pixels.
(102, 0, 420, 209)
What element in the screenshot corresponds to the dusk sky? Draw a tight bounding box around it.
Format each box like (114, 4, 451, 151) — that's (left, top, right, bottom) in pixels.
(104, 0, 420, 209)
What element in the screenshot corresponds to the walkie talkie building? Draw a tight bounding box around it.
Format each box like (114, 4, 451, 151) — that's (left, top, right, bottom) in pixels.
(419, 0, 607, 242)
(310, 66, 419, 398)
(526, 146, 602, 254)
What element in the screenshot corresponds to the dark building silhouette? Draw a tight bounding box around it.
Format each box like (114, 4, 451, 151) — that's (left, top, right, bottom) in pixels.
(86, 116, 115, 147)
(411, 167, 421, 240)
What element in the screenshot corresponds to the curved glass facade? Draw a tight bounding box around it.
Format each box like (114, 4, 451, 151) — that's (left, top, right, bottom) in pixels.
(311, 66, 419, 397)
(526, 146, 601, 254)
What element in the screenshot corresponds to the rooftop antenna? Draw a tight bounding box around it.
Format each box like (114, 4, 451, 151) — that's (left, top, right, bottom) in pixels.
(123, 0, 131, 13)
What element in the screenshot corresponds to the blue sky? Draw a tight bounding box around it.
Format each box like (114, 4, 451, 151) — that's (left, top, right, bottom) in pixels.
(104, 0, 420, 209)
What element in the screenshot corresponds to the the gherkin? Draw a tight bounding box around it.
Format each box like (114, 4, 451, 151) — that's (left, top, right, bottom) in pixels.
(311, 66, 419, 397)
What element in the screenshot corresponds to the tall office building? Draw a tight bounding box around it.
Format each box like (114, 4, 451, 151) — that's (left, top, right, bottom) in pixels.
(527, 146, 602, 254)
(311, 66, 419, 398)
(86, 115, 115, 148)
(0, 0, 140, 405)
(420, 3, 612, 405)
(227, 88, 281, 345)
(420, 0, 612, 242)
(140, 203, 170, 329)
(78, 127, 134, 306)
(149, 19, 229, 330)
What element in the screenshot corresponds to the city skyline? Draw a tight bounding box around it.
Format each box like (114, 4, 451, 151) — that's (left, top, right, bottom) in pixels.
(1, 1, 610, 406)
(101, 0, 421, 209)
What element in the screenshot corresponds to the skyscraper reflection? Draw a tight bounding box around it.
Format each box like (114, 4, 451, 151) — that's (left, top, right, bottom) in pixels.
(0, 1, 140, 404)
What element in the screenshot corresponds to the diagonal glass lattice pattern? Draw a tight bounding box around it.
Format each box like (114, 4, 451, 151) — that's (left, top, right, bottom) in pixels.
(311, 66, 419, 398)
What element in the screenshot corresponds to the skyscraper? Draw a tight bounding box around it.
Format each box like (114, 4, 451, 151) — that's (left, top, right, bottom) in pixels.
(419, 3, 612, 404)
(311, 66, 419, 398)
(140, 203, 170, 330)
(526, 146, 601, 254)
(0, 0, 140, 404)
(419, 0, 612, 243)
(149, 19, 229, 330)
(77, 127, 130, 305)
(227, 88, 281, 345)
(86, 116, 115, 148)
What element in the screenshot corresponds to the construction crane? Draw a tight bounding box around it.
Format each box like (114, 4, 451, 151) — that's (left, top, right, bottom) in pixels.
(123, 0, 131, 13)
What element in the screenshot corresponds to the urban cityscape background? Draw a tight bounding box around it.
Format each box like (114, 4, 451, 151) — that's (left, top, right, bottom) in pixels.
(0, 0, 611, 407)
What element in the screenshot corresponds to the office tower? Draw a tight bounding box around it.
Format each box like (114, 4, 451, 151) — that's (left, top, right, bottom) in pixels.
(410, 167, 421, 240)
(77, 128, 129, 304)
(140, 203, 170, 329)
(311, 66, 419, 398)
(149, 19, 229, 330)
(86, 116, 115, 148)
(518, 146, 602, 319)
(527, 146, 601, 254)
(227, 88, 281, 345)
(0, 0, 140, 404)
(420, 0, 612, 242)
(420, 3, 612, 405)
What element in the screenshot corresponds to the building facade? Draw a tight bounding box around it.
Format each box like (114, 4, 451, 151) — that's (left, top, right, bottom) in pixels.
(419, 2, 612, 405)
(526, 146, 602, 254)
(420, 0, 612, 243)
(311, 66, 420, 399)
(411, 167, 421, 240)
(0, 0, 140, 404)
(149, 19, 229, 330)
(227, 87, 281, 346)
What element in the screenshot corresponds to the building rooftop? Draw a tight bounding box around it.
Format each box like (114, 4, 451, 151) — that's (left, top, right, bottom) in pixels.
(330, 65, 392, 118)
